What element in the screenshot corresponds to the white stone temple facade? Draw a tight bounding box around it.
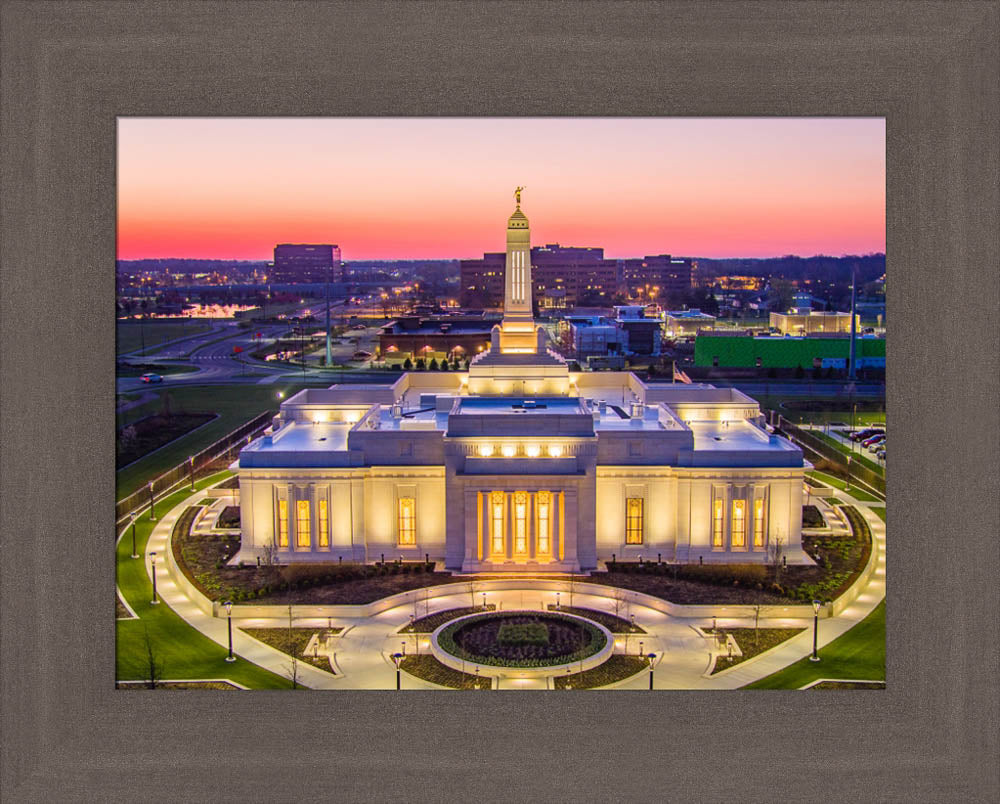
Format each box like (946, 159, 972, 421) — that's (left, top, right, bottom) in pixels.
(236, 194, 808, 572)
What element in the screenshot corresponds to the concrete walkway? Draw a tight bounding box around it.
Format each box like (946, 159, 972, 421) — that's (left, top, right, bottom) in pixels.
(138, 483, 886, 690)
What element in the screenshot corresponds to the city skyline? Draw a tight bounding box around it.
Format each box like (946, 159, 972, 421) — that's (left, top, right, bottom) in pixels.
(118, 117, 885, 261)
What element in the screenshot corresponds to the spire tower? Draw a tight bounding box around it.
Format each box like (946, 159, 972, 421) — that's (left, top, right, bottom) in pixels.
(498, 187, 537, 352)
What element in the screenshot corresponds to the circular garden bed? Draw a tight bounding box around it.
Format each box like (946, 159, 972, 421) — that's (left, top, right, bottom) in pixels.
(432, 611, 611, 675)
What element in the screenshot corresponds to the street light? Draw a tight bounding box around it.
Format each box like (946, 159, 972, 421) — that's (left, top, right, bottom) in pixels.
(224, 600, 236, 662)
(810, 600, 821, 662)
(130, 513, 139, 559)
(482, 592, 487, 611)
(638, 640, 644, 657)
(189, 455, 195, 491)
(391, 652, 403, 690)
(647, 653, 657, 690)
(148, 482, 156, 521)
(555, 592, 560, 610)
(149, 551, 159, 604)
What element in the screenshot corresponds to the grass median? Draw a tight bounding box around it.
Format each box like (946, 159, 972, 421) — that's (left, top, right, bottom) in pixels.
(115, 382, 330, 499)
(811, 430, 885, 476)
(742, 599, 885, 689)
(806, 471, 881, 502)
(116, 472, 294, 689)
(117, 320, 212, 355)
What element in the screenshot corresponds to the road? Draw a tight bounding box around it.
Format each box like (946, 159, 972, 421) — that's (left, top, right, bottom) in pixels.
(117, 298, 388, 392)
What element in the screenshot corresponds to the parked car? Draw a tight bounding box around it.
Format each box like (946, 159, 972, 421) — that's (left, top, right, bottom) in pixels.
(862, 434, 886, 448)
(851, 428, 884, 441)
(139, 373, 163, 383)
(352, 350, 373, 360)
(875, 446, 886, 458)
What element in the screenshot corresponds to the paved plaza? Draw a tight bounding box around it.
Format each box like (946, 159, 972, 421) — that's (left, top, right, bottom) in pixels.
(134, 480, 886, 690)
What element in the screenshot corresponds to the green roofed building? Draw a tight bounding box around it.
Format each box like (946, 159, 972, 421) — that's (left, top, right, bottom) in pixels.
(694, 335, 885, 369)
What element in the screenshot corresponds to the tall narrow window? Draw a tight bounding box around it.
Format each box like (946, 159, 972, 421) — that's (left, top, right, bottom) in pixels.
(625, 497, 644, 544)
(398, 497, 416, 546)
(491, 491, 504, 556)
(712, 498, 724, 547)
(536, 491, 551, 555)
(277, 499, 289, 547)
(296, 500, 311, 548)
(514, 491, 528, 554)
(753, 499, 765, 548)
(318, 499, 329, 548)
(732, 499, 746, 548)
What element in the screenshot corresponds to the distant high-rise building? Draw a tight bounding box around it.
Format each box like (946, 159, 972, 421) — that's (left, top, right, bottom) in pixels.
(621, 255, 695, 305)
(461, 243, 616, 309)
(272, 244, 342, 283)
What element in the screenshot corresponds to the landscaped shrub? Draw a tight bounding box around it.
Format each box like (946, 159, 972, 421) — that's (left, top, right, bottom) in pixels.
(437, 613, 607, 668)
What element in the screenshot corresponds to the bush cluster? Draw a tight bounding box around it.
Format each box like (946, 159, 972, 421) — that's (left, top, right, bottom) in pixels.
(607, 561, 769, 589)
(437, 613, 606, 668)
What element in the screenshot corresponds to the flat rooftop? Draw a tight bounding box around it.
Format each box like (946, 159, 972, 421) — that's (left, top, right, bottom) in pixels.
(376, 407, 448, 431)
(245, 422, 350, 453)
(688, 420, 797, 453)
(454, 397, 586, 415)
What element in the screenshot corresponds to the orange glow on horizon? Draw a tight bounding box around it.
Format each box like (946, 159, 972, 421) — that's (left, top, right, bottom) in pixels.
(118, 118, 885, 260)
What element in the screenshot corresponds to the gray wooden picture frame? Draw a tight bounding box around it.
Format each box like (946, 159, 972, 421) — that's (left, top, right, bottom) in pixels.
(2, 1, 997, 800)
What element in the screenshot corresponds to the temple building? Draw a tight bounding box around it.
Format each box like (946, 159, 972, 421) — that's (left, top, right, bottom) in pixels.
(236, 192, 808, 572)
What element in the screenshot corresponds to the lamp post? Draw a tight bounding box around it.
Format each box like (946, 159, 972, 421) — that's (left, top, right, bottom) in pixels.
(148, 482, 156, 520)
(638, 640, 644, 658)
(392, 652, 403, 690)
(482, 592, 487, 611)
(810, 599, 821, 661)
(189, 455, 195, 490)
(130, 513, 139, 559)
(647, 652, 656, 690)
(149, 551, 159, 604)
(224, 600, 236, 662)
(555, 591, 560, 610)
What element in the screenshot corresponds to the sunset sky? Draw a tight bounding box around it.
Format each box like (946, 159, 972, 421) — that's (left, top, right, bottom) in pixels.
(117, 118, 885, 261)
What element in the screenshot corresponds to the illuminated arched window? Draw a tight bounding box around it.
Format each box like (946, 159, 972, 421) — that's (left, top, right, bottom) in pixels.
(731, 500, 746, 548)
(398, 497, 416, 545)
(626, 498, 644, 544)
(753, 499, 765, 548)
(296, 500, 311, 548)
(712, 499, 724, 547)
(491, 492, 505, 556)
(277, 499, 289, 548)
(318, 499, 329, 548)
(536, 491, 551, 555)
(514, 491, 528, 555)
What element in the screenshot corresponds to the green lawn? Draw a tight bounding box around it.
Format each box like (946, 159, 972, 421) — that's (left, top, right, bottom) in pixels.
(116, 473, 294, 688)
(812, 430, 884, 476)
(759, 398, 886, 428)
(806, 471, 882, 502)
(870, 508, 886, 523)
(117, 320, 212, 355)
(742, 599, 885, 689)
(116, 382, 329, 499)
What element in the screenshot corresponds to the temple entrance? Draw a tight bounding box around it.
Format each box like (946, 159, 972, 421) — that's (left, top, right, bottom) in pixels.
(479, 489, 563, 565)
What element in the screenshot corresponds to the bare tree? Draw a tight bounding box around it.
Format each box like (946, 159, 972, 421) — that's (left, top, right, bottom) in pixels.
(767, 536, 785, 585)
(260, 537, 280, 582)
(286, 658, 300, 690)
(143, 625, 164, 690)
(469, 578, 479, 610)
(754, 603, 761, 647)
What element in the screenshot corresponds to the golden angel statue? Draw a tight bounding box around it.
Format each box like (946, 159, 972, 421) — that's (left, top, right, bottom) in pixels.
(514, 186, 525, 205)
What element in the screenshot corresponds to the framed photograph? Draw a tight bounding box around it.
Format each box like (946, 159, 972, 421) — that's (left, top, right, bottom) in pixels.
(3, 2, 997, 801)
